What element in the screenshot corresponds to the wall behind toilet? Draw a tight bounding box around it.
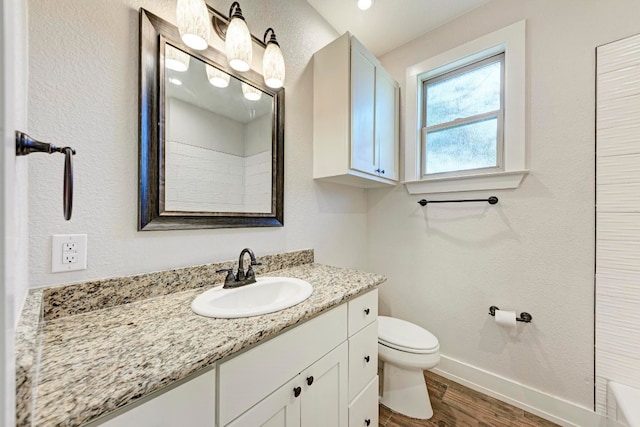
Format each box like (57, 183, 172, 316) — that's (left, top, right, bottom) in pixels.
(27, 0, 368, 288)
(369, 0, 640, 411)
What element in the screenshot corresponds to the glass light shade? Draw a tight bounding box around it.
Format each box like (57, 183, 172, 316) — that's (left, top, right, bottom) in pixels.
(225, 17, 252, 72)
(242, 83, 262, 101)
(176, 0, 210, 51)
(263, 43, 285, 89)
(165, 45, 190, 72)
(357, 0, 373, 10)
(206, 65, 230, 88)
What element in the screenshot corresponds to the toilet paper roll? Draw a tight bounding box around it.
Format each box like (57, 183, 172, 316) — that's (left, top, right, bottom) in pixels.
(495, 309, 517, 329)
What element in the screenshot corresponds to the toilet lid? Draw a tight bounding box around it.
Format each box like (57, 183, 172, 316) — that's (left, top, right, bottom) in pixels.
(378, 316, 439, 353)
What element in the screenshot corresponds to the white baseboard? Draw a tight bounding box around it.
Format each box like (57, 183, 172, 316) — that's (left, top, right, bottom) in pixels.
(432, 355, 610, 427)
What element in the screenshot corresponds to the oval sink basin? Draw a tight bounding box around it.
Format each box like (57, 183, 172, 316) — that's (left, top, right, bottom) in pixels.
(191, 277, 313, 318)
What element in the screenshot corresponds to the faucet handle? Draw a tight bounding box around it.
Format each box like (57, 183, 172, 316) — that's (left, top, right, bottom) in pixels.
(216, 268, 236, 284)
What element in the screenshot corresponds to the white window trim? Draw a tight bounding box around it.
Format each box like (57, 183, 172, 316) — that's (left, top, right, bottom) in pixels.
(404, 20, 528, 194)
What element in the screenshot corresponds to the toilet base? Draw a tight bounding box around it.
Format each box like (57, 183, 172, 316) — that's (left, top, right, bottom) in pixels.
(380, 362, 433, 419)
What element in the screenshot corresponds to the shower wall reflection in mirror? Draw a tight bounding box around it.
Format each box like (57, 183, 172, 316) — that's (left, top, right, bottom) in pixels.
(164, 44, 273, 214)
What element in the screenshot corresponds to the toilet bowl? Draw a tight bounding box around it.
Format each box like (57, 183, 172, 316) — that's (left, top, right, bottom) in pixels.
(378, 316, 440, 419)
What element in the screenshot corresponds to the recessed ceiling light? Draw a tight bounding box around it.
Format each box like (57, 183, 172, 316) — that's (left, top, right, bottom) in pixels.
(168, 78, 183, 86)
(357, 0, 373, 11)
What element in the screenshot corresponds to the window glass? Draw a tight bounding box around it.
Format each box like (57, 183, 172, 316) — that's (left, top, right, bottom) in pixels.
(426, 117, 498, 174)
(422, 54, 504, 176)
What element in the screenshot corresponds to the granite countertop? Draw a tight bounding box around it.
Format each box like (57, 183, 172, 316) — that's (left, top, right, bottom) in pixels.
(18, 260, 385, 427)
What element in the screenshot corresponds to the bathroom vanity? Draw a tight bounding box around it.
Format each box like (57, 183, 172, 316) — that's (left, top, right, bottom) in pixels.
(15, 250, 384, 427)
(99, 290, 378, 427)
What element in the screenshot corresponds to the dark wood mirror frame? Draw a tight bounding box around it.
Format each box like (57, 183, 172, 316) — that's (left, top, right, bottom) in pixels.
(138, 8, 284, 231)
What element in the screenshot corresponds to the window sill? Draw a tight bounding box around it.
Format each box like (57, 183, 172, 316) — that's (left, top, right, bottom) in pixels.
(403, 170, 529, 195)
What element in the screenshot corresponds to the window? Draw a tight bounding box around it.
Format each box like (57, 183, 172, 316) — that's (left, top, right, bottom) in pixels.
(422, 53, 504, 177)
(403, 20, 527, 194)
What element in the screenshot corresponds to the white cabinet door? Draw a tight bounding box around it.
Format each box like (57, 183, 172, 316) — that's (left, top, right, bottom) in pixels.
(301, 342, 349, 427)
(227, 343, 348, 427)
(99, 370, 215, 427)
(227, 376, 301, 427)
(375, 67, 399, 181)
(350, 42, 377, 176)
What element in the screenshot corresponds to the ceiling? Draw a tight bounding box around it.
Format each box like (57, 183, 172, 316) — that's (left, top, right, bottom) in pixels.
(306, 0, 491, 56)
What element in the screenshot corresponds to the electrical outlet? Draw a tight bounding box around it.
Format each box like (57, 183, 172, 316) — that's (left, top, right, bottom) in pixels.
(52, 234, 88, 272)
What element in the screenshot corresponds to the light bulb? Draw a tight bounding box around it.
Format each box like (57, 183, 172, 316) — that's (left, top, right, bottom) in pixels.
(242, 83, 262, 101)
(226, 16, 252, 72)
(165, 45, 190, 72)
(176, 0, 210, 51)
(357, 0, 373, 10)
(262, 30, 285, 89)
(206, 65, 230, 88)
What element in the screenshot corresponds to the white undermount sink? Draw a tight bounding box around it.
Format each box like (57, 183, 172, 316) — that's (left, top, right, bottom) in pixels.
(191, 277, 313, 318)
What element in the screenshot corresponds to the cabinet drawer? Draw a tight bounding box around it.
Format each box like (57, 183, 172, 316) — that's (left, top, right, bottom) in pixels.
(348, 376, 379, 427)
(348, 320, 378, 402)
(348, 289, 378, 337)
(218, 304, 347, 426)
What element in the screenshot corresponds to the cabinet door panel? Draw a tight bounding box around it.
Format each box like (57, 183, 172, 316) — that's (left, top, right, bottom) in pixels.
(348, 376, 379, 427)
(348, 289, 378, 337)
(348, 321, 378, 402)
(227, 376, 301, 427)
(375, 67, 399, 181)
(351, 46, 377, 176)
(301, 342, 348, 427)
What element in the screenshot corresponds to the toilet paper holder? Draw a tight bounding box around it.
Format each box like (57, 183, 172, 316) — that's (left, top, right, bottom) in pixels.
(489, 306, 532, 323)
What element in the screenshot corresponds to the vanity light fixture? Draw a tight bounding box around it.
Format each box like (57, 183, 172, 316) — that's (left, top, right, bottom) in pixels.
(225, 2, 252, 72)
(262, 28, 285, 89)
(176, 0, 211, 50)
(176, 1, 285, 87)
(165, 45, 190, 72)
(206, 64, 231, 88)
(357, 0, 373, 10)
(241, 82, 262, 101)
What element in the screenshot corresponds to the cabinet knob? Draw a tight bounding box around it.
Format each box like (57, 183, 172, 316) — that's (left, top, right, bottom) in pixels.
(364, 355, 370, 363)
(364, 308, 370, 315)
(365, 419, 371, 426)
(306, 376, 314, 386)
(380, 170, 385, 174)
(293, 386, 302, 397)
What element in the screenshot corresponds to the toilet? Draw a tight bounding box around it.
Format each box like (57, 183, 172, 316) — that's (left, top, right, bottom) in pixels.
(378, 316, 440, 419)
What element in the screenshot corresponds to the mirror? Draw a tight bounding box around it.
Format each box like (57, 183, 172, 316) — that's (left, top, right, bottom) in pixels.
(139, 9, 284, 230)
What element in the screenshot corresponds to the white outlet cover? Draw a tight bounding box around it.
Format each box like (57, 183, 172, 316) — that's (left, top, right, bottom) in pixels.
(52, 234, 88, 273)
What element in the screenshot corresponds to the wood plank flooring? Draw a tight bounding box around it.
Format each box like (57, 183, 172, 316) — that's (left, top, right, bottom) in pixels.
(379, 371, 560, 427)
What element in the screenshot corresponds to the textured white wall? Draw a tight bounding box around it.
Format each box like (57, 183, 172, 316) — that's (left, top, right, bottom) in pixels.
(27, 0, 367, 288)
(371, 0, 640, 409)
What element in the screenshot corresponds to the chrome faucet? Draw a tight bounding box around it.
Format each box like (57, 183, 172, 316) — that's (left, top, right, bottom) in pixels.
(216, 248, 262, 289)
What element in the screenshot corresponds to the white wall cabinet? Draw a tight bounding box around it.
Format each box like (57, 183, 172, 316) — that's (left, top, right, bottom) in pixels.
(313, 33, 399, 187)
